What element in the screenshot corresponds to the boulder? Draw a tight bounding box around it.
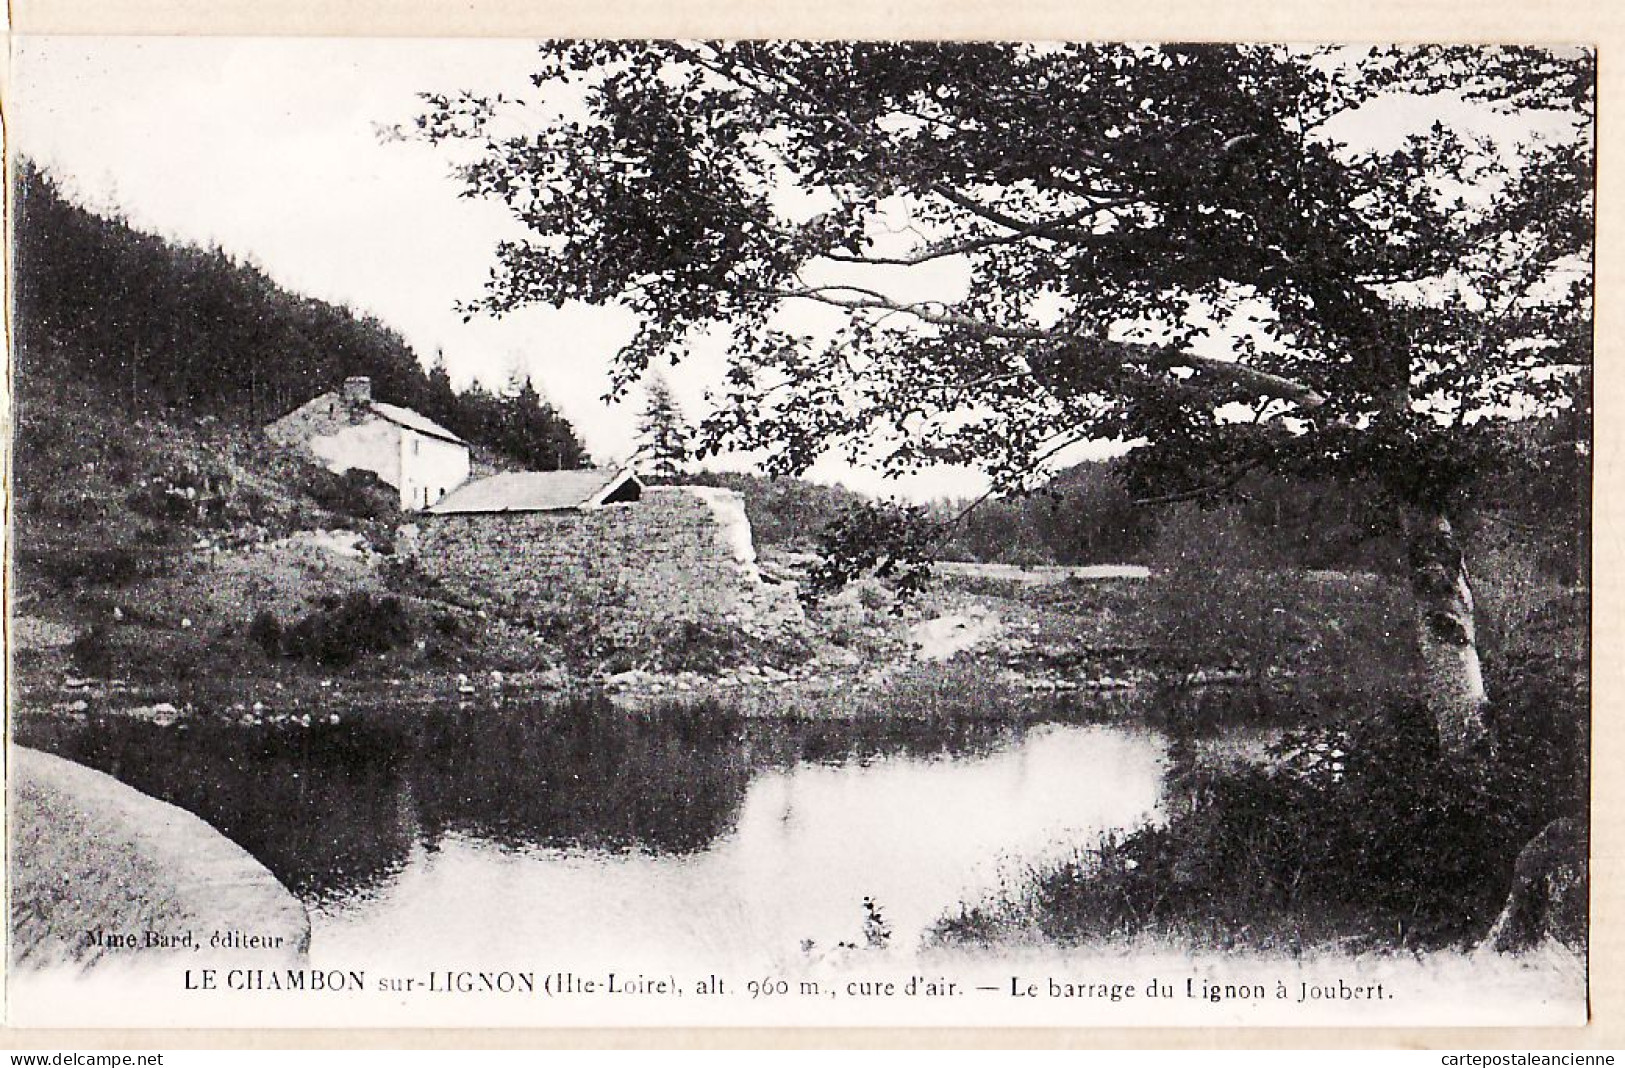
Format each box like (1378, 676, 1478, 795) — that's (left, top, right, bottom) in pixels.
(1479, 816, 1587, 954)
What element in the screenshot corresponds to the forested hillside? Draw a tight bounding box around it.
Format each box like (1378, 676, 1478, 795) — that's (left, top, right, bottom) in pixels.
(11, 160, 586, 471)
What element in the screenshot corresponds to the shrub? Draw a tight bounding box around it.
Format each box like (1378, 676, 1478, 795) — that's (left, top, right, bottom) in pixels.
(1032, 686, 1587, 952)
(137, 520, 187, 547)
(247, 610, 282, 657)
(650, 620, 749, 674)
(302, 467, 396, 522)
(68, 623, 117, 676)
(254, 593, 412, 668)
(125, 464, 234, 528)
(126, 481, 194, 522)
(804, 500, 937, 603)
(27, 546, 156, 589)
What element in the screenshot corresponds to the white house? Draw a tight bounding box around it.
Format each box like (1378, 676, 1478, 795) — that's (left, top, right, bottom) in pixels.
(266, 376, 471, 511)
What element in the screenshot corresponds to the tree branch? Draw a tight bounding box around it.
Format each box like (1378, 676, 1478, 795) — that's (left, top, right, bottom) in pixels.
(929, 184, 1102, 243)
(822, 231, 1041, 267)
(762, 284, 1328, 407)
(1132, 459, 1264, 506)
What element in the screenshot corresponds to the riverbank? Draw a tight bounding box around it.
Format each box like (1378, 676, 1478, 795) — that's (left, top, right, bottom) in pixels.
(10, 745, 309, 971)
(10, 547, 1383, 731)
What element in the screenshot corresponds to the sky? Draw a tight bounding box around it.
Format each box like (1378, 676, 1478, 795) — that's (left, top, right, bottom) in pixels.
(8, 37, 1588, 501)
(12, 36, 1002, 499)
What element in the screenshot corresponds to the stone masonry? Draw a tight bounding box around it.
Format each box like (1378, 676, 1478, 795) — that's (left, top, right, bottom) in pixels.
(412, 486, 803, 643)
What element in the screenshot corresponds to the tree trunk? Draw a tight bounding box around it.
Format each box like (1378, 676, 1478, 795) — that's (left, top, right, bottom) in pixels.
(1402, 505, 1490, 755)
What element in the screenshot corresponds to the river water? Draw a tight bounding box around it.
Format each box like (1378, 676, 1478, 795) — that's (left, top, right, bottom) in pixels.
(23, 704, 1166, 966)
(15, 702, 1586, 1028)
(308, 721, 1166, 969)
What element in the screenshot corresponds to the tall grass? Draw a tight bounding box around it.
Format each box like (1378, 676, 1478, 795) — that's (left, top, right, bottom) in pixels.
(934, 652, 1587, 955)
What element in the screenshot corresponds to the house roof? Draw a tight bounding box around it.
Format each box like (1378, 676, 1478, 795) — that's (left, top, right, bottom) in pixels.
(368, 401, 466, 446)
(426, 468, 642, 514)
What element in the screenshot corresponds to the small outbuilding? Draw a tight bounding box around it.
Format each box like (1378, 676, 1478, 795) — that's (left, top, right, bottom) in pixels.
(426, 468, 644, 515)
(266, 377, 470, 511)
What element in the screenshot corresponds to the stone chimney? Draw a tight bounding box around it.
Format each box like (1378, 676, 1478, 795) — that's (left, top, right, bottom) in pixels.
(342, 376, 372, 410)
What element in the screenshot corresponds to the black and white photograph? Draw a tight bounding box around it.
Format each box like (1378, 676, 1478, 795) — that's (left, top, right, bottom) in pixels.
(5, 37, 1594, 1030)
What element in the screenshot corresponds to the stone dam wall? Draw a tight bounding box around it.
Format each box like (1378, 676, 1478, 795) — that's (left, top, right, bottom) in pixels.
(413, 486, 804, 643)
(10, 745, 310, 971)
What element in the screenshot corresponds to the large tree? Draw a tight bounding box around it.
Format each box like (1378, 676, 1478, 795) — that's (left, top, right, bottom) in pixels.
(416, 43, 1592, 755)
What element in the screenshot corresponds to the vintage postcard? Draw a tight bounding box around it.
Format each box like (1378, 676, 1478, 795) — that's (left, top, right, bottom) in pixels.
(4, 36, 1594, 1031)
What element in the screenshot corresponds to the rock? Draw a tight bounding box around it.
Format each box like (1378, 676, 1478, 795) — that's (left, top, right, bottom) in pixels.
(129, 702, 179, 724)
(910, 611, 1002, 662)
(1479, 816, 1588, 954)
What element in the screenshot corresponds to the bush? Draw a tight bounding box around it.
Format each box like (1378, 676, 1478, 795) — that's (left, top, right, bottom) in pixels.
(1031, 684, 1587, 952)
(253, 593, 412, 668)
(302, 467, 396, 522)
(126, 481, 194, 522)
(248, 610, 282, 656)
(27, 546, 157, 589)
(804, 500, 937, 603)
(650, 620, 748, 674)
(68, 623, 117, 676)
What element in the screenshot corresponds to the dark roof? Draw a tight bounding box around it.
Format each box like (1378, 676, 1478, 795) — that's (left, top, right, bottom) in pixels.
(425, 469, 642, 514)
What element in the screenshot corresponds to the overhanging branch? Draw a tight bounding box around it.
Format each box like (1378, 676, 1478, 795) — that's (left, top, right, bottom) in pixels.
(762, 283, 1328, 408)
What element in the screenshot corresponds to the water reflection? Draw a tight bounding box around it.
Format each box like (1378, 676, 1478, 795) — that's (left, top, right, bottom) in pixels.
(35, 717, 412, 902)
(408, 704, 755, 855)
(17, 699, 1168, 962)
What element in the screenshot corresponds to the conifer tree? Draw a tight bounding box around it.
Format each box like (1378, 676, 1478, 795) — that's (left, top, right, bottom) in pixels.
(636, 373, 692, 480)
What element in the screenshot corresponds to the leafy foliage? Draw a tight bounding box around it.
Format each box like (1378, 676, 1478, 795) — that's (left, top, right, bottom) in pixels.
(1035, 675, 1586, 949)
(804, 500, 939, 603)
(299, 467, 399, 523)
(416, 43, 1590, 516)
(252, 593, 413, 668)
